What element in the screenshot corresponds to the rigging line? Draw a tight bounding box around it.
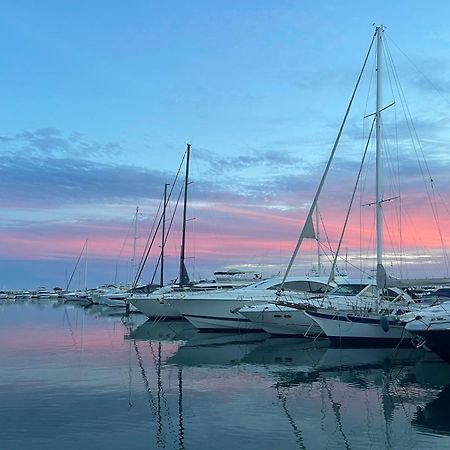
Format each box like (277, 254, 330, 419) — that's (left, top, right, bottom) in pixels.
(149, 182, 184, 286)
(281, 31, 376, 286)
(432, 186, 450, 268)
(275, 386, 307, 450)
(63, 307, 79, 350)
(386, 372, 414, 424)
(383, 42, 429, 176)
(148, 341, 177, 438)
(327, 117, 376, 286)
(397, 208, 435, 270)
(317, 241, 375, 278)
(358, 51, 377, 276)
(383, 45, 403, 195)
(323, 381, 351, 450)
(133, 199, 169, 287)
(383, 44, 404, 276)
(385, 32, 450, 107)
(429, 185, 450, 270)
(363, 46, 377, 118)
(318, 210, 336, 269)
(133, 341, 162, 427)
(382, 49, 406, 274)
(389, 374, 421, 421)
(384, 40, 447, 255)
(155, 342, 163, 445)
(115, 211, 138, 262)
(65, 239, 88, 291)
(360, 173, 377, 277)
(382, 219, 402, 271)
(389, 55, 448, 272)
(178, 367, 185, 450)
(430, 182, 450, 272)
(359, 124, 374, 274)
(135, 195, 163, 278)
(133, 151, 187, 288)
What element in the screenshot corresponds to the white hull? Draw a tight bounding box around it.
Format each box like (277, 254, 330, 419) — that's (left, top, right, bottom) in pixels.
(184, 314, 261, 332)
(239, 307, 322, 336)
(168, 297, 268, 331)
(99, 298, 129, 307)
(165, 275, 342, 332)
(130, 296, 183, 319)
(306, 310, 412, 346)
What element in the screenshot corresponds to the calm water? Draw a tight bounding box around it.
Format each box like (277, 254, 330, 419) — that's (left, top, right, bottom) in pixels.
(2, 300, 450, 449)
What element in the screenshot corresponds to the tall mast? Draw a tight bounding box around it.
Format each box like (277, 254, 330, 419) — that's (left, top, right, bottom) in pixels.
(281, 35, 375, 287)
(375, 26, 384, 275)
(179, 143, 191, 288)
(160, 183, 169, 287)
(84, 239, 88, 291)
(132, 206, 139, 285)
(315, 205, 321, 276)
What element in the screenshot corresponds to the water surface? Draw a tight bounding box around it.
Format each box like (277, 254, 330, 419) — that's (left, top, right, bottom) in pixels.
(2, 300, 450, 449)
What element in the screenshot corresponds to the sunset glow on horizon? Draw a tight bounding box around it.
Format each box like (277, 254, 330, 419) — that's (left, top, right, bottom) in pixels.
(1, 2, 450, 289)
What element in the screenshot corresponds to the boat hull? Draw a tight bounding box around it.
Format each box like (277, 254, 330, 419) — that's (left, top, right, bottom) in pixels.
(129, 296, 183, 319)
(406, 319, 450, 362)
(306, 310, 413, 347)
(239, 306, 322, 336)
(168, 298, 268, 332)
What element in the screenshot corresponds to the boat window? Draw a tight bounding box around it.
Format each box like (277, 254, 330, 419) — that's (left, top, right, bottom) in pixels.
(360, 285, 378, 298)
(385, 289, 401, 301)
(250, 280, 272, 289)
(330, 284, 367, 296)
(267, 281, 328, 292)
(435, 288, 450, 297)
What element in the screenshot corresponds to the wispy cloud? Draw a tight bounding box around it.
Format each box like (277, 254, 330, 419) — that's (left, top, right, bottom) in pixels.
(0, 128, 124, 159)
(0, 153, 169, 207)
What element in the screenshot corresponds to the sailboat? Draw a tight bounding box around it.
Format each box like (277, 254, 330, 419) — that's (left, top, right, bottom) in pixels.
(129, 144, 192, 319)
(166, 204, 346, 332)
(62, 239, 93, 305)
(301, 26, 450, 346)
(238, 278, 415, 337)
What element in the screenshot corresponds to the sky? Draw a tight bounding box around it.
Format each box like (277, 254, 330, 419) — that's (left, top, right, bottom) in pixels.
(2, 0, 450, 290)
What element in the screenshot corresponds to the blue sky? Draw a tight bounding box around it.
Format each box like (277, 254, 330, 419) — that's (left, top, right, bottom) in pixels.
(1, 1, 450, 289)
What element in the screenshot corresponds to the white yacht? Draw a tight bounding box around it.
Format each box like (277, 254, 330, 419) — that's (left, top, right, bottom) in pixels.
(239, 279, 414, 337)
(166, 275, 334, 332)
(129, 270, 266, 319)
(399, 301, 450, 362)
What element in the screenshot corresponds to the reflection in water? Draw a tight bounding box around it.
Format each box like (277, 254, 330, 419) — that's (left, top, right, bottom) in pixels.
(168, 332, 269, 367)
(413, 383, 450, 437)
(2, 300, 450, 449)
(132, 337, 185, 449)
(126, 319, 197, 342)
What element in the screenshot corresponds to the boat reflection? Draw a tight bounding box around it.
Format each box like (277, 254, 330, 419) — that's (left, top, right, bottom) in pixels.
(242, 337, 329, 368)
(413, 383, 450, 437)
(167, 332, 269, 367)
(126, 319, 197, 342)
(125, 317, 450, 446)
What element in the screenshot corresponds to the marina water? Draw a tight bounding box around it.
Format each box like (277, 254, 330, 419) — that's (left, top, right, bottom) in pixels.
(2, 299, 450, 449)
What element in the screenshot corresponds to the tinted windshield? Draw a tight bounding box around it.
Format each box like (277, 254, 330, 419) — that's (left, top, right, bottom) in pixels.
(330, 284, 367, 296)
(435, 288, 450, 297)
(421, 288, 450, 299)
(267, 280, 329, 293)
